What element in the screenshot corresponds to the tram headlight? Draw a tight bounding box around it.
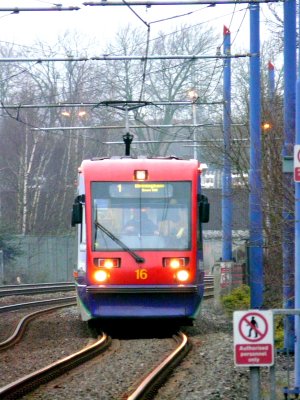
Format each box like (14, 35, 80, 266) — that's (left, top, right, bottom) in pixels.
(176, 269, 190, 282)
(94, 269, 109, 283)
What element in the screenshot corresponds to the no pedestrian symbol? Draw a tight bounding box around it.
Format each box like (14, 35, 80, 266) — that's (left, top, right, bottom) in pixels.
(233, 310, 274, 367)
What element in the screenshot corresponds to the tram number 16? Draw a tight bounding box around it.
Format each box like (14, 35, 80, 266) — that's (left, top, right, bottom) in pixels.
(135, 269, 148, 280)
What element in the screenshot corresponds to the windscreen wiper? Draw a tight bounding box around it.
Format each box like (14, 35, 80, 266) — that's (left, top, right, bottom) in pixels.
(94, 220, 145, 264)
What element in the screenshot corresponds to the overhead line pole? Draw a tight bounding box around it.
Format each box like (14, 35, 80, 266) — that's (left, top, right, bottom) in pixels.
(222, 26, 233, 262)
(249, 2, 263, 310)
(249, 2, 263, 397)
(295, 0, 300, 388)
(282, 0, 296, 355)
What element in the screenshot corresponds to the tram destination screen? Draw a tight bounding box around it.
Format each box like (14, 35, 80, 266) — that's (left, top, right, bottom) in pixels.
(108, 182, 174, 198)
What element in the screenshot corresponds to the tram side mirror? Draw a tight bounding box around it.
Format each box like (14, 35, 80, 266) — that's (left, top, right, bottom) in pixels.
(198, 194, 210, 223)
(71, 203, 82, 226)
(71, 195, 85, 227)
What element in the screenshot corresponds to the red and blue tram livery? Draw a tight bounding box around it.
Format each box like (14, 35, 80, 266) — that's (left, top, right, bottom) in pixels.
(72, 156, 209, 323)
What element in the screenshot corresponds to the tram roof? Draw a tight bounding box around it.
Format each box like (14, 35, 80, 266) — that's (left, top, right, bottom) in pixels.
(79, 156, 201, 181)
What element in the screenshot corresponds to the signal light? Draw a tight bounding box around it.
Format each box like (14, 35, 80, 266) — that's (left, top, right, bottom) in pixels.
(134, 170, 148, 181)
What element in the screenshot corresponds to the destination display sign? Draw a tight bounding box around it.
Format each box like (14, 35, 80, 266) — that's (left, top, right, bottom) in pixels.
(109, 182, 174, 198)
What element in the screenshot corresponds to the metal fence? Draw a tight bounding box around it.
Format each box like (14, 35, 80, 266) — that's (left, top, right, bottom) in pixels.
(266, 309, 299, 400)
(2, 234, 76, 284)
(248, 309, 299, 400)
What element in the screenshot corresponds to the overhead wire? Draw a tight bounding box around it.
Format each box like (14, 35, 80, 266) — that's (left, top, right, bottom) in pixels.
(0, 11, 18, 20)
(201, 3, 249, 99)
(120, 0, 152, 103)
(0, 2, 248, 142)
(0, 101, 105, 144)
(90, 2, 248, 106)
(0, 61, 41, 84)
(100, 5, 248, 58)
(148, 4, 214, 24)
(0, 2, 248, 93)
(137, 4, 248, 102)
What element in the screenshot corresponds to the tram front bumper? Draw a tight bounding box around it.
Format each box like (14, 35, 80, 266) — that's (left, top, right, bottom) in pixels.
(76, 284, 204, 319)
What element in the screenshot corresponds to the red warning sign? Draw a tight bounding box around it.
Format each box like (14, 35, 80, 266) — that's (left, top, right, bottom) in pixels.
(233, 310, 274, 367)
(295, 167, 300, 182)
(294, 145, 300, 182)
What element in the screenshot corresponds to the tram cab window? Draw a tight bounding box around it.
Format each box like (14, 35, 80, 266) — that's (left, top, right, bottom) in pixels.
(92, 181, 191, 251)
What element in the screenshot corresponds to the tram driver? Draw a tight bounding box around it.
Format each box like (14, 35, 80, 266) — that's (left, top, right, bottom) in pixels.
(123, 208, 159, 235)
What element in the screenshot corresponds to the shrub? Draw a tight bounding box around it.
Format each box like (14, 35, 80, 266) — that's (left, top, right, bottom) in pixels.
(221, 285, 250, 317)
(221, 285, 284, 349)
(274, 316, 284, 349)
(0, 226, 22, 263)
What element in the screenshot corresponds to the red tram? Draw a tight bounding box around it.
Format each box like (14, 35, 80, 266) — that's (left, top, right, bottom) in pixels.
(72, 156, 209, 323)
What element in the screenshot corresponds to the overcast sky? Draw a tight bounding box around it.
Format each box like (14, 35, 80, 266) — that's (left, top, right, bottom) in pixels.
(0, 0, 278, 55)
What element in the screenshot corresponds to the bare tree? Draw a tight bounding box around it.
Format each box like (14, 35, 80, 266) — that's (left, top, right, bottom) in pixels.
(0, 35, 104, 234)
(95, 24, 220, 157)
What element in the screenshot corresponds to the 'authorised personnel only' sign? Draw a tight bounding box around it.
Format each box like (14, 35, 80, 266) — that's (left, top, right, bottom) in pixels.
(233, 310, 274, 367)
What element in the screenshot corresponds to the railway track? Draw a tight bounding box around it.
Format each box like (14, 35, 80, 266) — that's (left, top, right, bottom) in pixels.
(0, 297, 195, 400)
(0, 331, 111, 399)
(0, 282, 75, 297)
(0, 295, 76, 313)
(0, 316, 191, 400)
(0, 276, 213, 399)
(124, 331, 191, 400)
(0, 298, 77, 351)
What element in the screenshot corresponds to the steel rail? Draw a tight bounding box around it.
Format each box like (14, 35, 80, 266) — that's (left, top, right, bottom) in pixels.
(0, 296, 76, 313)
(0, 301, 76, 351)
(0, 282, 73, 289)
(0, 332, 111, 400)
(125, 331, 191, 400)
(0, 284, 75, 297)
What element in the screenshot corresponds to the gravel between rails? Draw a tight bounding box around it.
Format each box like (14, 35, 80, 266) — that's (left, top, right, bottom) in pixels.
(0, 298, 292, 399)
